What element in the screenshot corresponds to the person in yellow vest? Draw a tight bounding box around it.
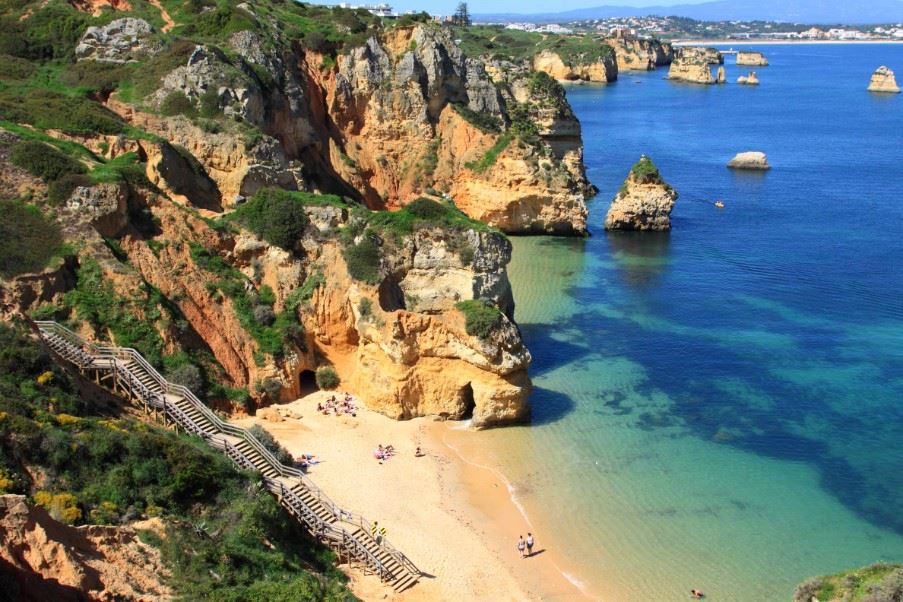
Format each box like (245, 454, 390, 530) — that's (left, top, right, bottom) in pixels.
(371, 521, 387, 544)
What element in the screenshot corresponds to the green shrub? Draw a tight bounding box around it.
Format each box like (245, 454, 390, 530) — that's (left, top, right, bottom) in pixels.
(167, 363, 204, 394)
(0, 53, 35, 80)
(16, 4, 89, 60)
(342, 237, 381, 284)
(47, 173, 91, 205)
(198, 88, 220, 118)
(247, 424, 293, 464)
(57, 61, 132, 94)
(0, 89, 124, 135)
(465, 132, 512, 174)
(9, 140, 86, 183)
(160, 91, 196, 117)
(184, 6, 257, 38)
(357, 297, 372, 318)
(452, 103, 502, 133)
(231, 188, 310, 251)
(255, 376, 283, 400)
(455, 299, 502, 339)
(315, 366, 340, 390)
(630, 155, 667, 185)
(0, 201, 63, 278)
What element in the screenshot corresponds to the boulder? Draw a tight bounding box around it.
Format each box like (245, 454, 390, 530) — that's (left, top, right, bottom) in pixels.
(604, 155, 678, 231)
(868, 66, 901, 93)
(728, 151, 770, 170)
(75, 18, 156, 63)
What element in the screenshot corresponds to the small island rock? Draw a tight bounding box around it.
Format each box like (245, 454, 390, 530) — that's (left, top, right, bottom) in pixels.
(728, 151, 770, 170)
(605, 155, 678, 231)
(737, 71, 760, 85)
(716, 66, 726, 84)
(737, 51, 769, 66)
(868, 66, 901, 93)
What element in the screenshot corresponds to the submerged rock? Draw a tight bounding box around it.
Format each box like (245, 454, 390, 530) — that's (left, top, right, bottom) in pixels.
(868, 66, 901, 93)
(736, 51, 769, 67)
(728, 151, 770, 170)
(604, 155, 678, 231)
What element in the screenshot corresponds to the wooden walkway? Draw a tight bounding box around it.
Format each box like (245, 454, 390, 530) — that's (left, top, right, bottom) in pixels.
(35, 320, 420, 593)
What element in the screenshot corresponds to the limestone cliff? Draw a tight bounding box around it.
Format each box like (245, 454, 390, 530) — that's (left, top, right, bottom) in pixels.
(605, 156, 678, 231)
(0, 495, 169, 601)
(606, 37, 673, 71)
(675, 46, 723, 65)
(668, 59, 715, 85)
(868, 66, 901, 93)
(532, 48, 618, 83)
(736, 51, 768, 67)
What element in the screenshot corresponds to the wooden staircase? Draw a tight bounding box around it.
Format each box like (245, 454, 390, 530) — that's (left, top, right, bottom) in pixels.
(35, 320, 421, 592)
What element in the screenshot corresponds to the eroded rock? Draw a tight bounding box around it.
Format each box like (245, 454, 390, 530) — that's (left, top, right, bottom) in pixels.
(605, 155, 678, 231)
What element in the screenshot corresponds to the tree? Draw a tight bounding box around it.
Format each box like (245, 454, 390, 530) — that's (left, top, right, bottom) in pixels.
(453, 2, 471, 27)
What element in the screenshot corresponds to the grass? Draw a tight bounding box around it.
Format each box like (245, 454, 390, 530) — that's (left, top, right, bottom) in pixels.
(9, 139, 86, 182)
(794, 563, 903, 602)
(452, 103, 502, 134)
(465, 132, 512, 174)
(628, 155, 673, 191)
(453, 25, 613, 66)
(455, 299, 502, 339)
(0, 200, 64, 278)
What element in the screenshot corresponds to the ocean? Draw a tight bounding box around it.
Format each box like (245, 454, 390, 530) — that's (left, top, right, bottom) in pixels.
(491, 44, 903, 600)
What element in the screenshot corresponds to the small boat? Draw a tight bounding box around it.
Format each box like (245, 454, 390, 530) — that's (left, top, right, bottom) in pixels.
(714, 200, 725, 209)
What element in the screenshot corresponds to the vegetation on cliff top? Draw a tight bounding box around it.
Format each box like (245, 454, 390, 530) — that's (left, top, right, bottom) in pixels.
(0, 322, 353, 600)
(793, 563, 903, 602)
(0, 200, 65, 279)
(455, 299, 502, 339)
(453, 25, 613, 66)
(624, 155, 673, 193)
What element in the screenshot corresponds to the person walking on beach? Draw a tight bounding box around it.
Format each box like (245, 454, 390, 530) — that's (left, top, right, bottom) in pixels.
(526, 532, 535, 557)
(517, 535, 526, 558)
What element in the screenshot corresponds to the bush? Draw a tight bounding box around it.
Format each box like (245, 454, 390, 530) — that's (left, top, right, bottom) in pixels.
(256, 376, 283, 400)
(452, 103, 502, 134)
(9, 140, 86, 183)
(47, 173, 91, 205)
(160, 91, 196, 117)
(0, 53, 35, 80)
(247, 424, 293, 464)
(0, 201, 63, 278)
(0, 89, 124, 135)
(455, 299, 502, 339)
(357, 297, 372, 319)
(342, 237, 381, 284)
(253, 304, 276, 326)
(198, 89, 221, 118)
(167, 363, 204, 393)
(231, 188, 310, 251)
(315, 366, 340, 390)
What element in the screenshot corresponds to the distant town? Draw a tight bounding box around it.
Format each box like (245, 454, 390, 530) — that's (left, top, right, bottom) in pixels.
(334, 3, 903, 42)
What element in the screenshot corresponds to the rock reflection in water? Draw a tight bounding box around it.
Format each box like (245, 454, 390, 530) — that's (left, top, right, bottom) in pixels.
(605, 231, 671, 288)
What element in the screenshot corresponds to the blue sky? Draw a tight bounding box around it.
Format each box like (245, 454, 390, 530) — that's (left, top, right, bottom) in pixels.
(320, 0, 707, 17)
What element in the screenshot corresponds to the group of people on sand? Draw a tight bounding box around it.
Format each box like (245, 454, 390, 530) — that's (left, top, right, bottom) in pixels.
(297, 453, 320, 470)
(373, 444, 395, 462)
(516, 533, 536, 558)
(317, 393, 357, 417)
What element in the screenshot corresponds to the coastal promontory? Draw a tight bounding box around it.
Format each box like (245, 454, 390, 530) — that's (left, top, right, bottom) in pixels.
(606, 36, 673, 71)
(868, 66, 901, 93)
(604, 156, 678, 231)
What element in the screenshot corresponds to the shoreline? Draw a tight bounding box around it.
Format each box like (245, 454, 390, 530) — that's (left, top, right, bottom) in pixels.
(234, 392, 590, 601)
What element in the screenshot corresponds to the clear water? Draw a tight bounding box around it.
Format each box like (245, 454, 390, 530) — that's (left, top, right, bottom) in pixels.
(491, 45, 903, 600)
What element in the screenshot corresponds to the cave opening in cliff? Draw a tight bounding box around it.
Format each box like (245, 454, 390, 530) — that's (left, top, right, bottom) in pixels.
(298, 370, 317, 397)
(460, 383, 475, 420)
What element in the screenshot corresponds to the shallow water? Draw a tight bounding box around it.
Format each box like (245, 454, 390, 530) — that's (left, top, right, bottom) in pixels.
(488, 45, 903, 600)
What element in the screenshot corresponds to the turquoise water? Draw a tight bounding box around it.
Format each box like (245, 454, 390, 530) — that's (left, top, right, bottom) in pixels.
(495, 45, 903, 600)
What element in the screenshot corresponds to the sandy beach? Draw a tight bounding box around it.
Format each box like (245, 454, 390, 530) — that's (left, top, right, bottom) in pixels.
(234, 391, 589, 602)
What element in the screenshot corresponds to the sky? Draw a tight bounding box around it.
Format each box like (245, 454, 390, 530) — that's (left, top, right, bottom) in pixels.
(317, 0, 708, 17)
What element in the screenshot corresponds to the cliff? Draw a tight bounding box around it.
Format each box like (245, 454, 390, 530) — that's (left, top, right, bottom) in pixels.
(0, 495, 169, 601)
(532, 48, 618, 83)
(606, 37, 673, 71)
(868, 66, 901, 93)
(604, 156, 678, 231)
(668, 59, 715, 84)
(736, 51, 769, 66)
(794, 563, 903, 602)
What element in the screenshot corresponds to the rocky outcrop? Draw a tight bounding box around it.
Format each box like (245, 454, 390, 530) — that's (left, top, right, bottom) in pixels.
(64, 182, 129, 237)
(532, 49, 618, 83)
(675, 46, 723, 65)
(668, 59, 714, 84)
(304, 25, 591, 235)
(75, 18, 156, 63)
(868, 66, 901, 93)
(728, 151, 770, 170)
(736, 51, 768, 66)
(606, 37, 673, 71)
(0, 495, 169, 601)
(737, 72, 760, 86)
(716, 66, 726, 84)
(604, 155, 678, 231)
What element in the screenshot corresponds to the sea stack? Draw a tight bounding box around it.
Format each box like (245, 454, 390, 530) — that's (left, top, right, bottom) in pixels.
(605, 155, 678, 231)
(716, 66, 727, 84)
(868, 66, 901, 93)
(728, 151, 770, 170)
(668, 59, 715, 84)
(737, 51, 769, 66)
(737, 72, 760, 85)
